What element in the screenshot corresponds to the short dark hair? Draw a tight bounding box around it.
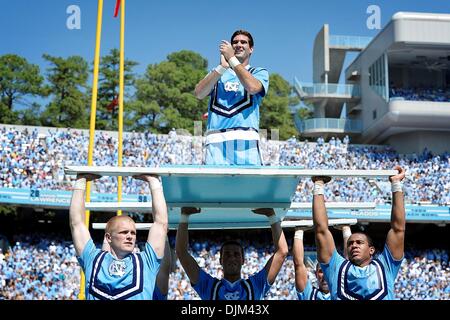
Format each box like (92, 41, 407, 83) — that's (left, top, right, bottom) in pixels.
(220, 240, 244, 258)
(231, 30, 254, 48)
(348, 231, 375, 250)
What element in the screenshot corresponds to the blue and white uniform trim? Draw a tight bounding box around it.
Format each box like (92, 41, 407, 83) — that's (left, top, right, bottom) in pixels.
(209, 67, 259, 118)
(89, 251, 144, 300)
(193, 268, 270, 300)
(296, 280, 331, 300)
(210, 278, 254, 300)
(310, 287, 320, 300)
(210, 85, 254, 118)
(337, 259, 388, 300)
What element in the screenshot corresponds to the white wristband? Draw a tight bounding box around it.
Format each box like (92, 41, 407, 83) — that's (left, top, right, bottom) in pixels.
(313, 182, 324, 196)
(391, 181, 403, 193)
(73, 178, 86, 191)
(214, 65, 227, 75)
(294, 229, 304, 240)
(179, 214, 189, 224)
(268, 215, 280, 226)
(342, 227, 352, 239)
(228, 56, 241, 69)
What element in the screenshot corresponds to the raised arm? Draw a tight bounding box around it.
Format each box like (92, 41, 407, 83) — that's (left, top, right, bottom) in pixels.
(156, 237, 172, 295)
(220, 41, 264, 95)
(386, 166, 406, 260)
(69, 174, 99, 256)
(292, 227, 310, 292)
(311, 176, 336, 264)
(175, 207, 201, 285)
(134, 175, 168, 258)
(194, 55, 228, 99)
(253, 209, 289, 285)
(101, 234, 110, 251)
(333, 225, 352, 259)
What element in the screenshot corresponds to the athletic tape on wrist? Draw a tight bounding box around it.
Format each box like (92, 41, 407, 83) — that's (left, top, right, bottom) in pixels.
(149, 177, 163, 192)
(214, 65, 227, 75)
(391, 181, 403, 193)
(150, 183, 163, 192)
(179, 214, 189, 224)
(74, 178, 86, 191)
(343, 227, 352, 239)
(228, 56, 241, 69)
(294, 229, 304, 240)
(313, 182, 325, 196)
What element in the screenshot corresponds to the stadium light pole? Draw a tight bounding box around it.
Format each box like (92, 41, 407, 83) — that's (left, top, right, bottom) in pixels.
(79, 0, 104, 300)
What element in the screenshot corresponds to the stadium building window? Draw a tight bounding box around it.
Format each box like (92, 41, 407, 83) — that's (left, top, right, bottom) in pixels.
(369, 54, 388, 101)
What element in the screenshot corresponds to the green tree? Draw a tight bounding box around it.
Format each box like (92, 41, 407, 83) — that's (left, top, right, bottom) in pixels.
(0, 54, 45, 124)
(260, 73, 299, 140)
(0, 102, 19, 124)
(96, 48, 138, 130)
(132, 50, 208, 133)
(18, 103, 43, 126)
(40, 54, 89, 128)
(297, 106, 313, 120)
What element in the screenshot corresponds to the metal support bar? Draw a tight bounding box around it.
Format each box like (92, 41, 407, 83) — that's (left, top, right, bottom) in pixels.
(85, 201, 376, 211)
(281, 218, 358, 228)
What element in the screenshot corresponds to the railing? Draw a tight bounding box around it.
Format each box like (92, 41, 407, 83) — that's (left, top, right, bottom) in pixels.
(329, 35, 372, 49)
(294, 78, 360, 98)
(295, 116, 362, 133)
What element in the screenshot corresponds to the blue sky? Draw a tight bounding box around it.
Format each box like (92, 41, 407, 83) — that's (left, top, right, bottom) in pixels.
(1, 0, 449, 86)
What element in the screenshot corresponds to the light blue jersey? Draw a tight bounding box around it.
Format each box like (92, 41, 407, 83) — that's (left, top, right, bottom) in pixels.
(205, 65, 269, 166)
(297, 280, 331, 300)
(192, 268, 271, 300)
(207, 65, 269, 132)
(320, 245, 404, 300)
(77, 239, 161, 300)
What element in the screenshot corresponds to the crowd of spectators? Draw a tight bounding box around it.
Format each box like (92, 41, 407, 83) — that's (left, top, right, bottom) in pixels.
(1, 125, 449, 206)
(390, 87, 450, 102)
(1, 234, 448, 300)
(0, 234, 79, 300)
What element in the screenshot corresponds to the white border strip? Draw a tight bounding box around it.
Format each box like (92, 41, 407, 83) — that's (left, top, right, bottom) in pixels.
(65, 166, 398, 178)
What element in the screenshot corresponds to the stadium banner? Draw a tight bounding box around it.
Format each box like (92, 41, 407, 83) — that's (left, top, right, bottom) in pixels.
(0, 187, 149, 207)
(0, 187, 449, 223)
(286, 205, 450, 223)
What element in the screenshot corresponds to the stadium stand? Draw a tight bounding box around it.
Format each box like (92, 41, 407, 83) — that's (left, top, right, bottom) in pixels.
(0, 122, 448, 300)
(1, 125, 449, 205)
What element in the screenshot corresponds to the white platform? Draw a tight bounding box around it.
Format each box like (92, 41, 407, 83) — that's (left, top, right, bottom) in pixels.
(70, 165, 388, 229)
